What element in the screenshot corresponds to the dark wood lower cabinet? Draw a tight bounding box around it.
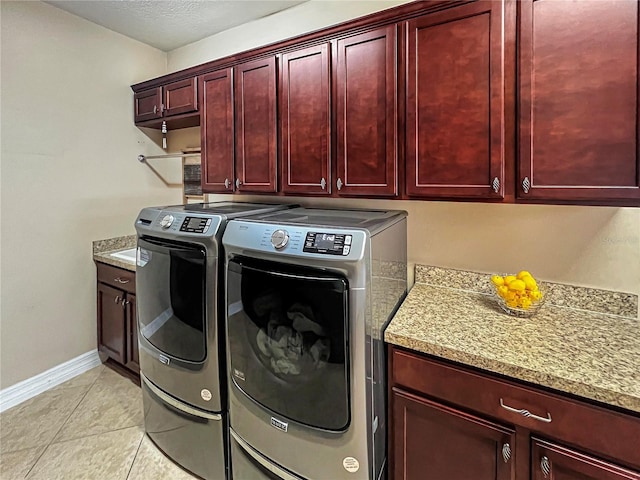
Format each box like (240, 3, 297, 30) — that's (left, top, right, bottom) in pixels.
(393, 388, 515, 480)
(96, 262, 139, 375)
(389, 346, 640, 480)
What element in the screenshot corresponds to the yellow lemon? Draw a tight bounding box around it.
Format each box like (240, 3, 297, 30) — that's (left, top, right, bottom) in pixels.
(530, 290, 542, 301)
(523, 276, 538, 290)
(519, 297, 532, 310)
(491, 275, 505, 287)
(497, 285, 509, 298)
(508, 279, 526, 292)
(516, 270, 532, 280)
(506, 299, 518, 308)
(504, 275, 517, 285)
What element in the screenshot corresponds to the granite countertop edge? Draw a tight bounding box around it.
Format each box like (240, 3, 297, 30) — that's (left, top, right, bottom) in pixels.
(93, 235, 137, 272)
(385, 270, 640, 415)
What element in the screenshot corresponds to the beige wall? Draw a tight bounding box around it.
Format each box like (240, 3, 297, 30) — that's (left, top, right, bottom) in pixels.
(167, 0, 413, 71)
(168, 0, 640, 317)
(0, 1, 182, 389)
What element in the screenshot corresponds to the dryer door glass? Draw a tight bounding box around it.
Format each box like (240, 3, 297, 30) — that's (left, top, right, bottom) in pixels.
(227, 257, 349, 431)
(137, 238, 206, 362)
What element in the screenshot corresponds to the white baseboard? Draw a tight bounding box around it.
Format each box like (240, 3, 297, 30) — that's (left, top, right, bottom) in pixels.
(0, 350, 102, 413)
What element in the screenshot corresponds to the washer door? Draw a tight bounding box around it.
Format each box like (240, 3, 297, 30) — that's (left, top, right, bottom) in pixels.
(227, 257, 350, 431)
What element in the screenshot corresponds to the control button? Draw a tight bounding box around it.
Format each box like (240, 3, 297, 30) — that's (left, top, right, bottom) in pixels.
(343, 246, 350, 255)
(271, 229, 290, 250)
(344, 235, 352, 246)
(160, 215, 174, 229)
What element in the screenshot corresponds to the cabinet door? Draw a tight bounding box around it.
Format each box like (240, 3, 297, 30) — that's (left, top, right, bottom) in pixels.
(406, 0, 508, 199)
(393, 388, 515, 480)
(125, 293, 139, 373)
(234, 56, 277, 193)
(532, 438, 640, 480)
(201, 68, 235, 193)
(336, 26, 398, 197)
(97, 283, 126, 364)
(163, 77, 198, 117)
(280, 44, 331, 195)
(519, 0, 640, 204)
(134, 87, 162, 123)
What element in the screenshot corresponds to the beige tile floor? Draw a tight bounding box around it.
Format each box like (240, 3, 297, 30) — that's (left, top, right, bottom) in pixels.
(0, 365, 199, 480)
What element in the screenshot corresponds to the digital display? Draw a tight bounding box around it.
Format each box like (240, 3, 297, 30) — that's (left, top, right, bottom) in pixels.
(314, 234, 336, 249)
(186, 217, 203, 229)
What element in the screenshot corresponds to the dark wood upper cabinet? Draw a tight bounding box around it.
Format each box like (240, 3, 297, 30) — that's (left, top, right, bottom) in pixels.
(518, 0, 640, 204)
(393, 388, 516, 480)
(406, 0, 509, 199)
(134, 77, 198, 127)
(531, 438, 640, 480)
(280, 43, 332, 195)
(234, 56, 278, 193)
(134, 87, 163, 123)
(200, 68, 235, 193)
(336, 25, 398, 197)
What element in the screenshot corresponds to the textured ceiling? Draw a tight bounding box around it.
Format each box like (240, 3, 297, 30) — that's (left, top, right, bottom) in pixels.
(45, 0, 308, 51)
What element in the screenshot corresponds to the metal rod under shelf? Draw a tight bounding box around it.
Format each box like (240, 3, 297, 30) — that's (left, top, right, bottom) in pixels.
(138, 153, 201, 162)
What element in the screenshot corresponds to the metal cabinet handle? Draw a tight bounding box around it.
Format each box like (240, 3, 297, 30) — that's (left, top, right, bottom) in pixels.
(235, 178, 241, 189)
(522, 176, 531, 194)
(492, 176, 500, 193)
(160, 103, 165, 113)
(336, 178, 343, 190)
(500, 398, 552, 423)
(114, 295, 121, 304)
(320, 177, 326, 190)
(114, 277, 130, 284)
(224, 178, 230, 189)
(540, 456, 551, 477)
(502, 443, 511, 463)
(153, 105, 157, 114)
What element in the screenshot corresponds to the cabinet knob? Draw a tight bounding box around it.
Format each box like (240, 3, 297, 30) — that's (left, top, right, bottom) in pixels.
(502, 443, 511, 463)
(114, 295, 121, 304)
(492, 176, 500, 193)
(224, 178, 230, 189)
(540, 456, 551, 477)
(320, 177, 326, 190)
(522, 176, 531, 194)
(235, 178, 241, 189)
(336, 178, 343, 191)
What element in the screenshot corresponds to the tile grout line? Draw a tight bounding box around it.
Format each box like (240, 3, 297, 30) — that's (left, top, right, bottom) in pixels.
(125, 433, 146, 480)
(23, 367, 106, 479)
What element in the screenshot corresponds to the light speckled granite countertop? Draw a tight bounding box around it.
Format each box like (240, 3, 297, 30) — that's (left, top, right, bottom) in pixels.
(93, 235, 137, 272)
(385, 265, 640, 413)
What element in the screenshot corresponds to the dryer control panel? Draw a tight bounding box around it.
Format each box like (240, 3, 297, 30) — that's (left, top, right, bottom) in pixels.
(303, 232, 352, 256)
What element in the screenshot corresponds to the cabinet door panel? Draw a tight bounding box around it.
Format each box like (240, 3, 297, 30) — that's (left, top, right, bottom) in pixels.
(234, 57, 277, 193)
(519, 0, 640, 203)
(164, 77, 198, 117)
(97, 283, 126, 364)
(336, 26, 397, 196)
(532, 438, 640, 480)
(280, 44, 331, 194)
(126, 293, 139, 373)
(406, 0, 506, 198)
(134, 87, 162, 123)
(393, 388, 515, 480)
(201, 69, 234, 193)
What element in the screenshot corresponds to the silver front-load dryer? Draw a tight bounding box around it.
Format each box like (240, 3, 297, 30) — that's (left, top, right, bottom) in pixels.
(222, 207, 408, 480)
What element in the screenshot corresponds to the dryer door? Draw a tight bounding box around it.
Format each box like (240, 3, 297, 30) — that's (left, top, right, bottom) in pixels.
(227, 257, 350, 431)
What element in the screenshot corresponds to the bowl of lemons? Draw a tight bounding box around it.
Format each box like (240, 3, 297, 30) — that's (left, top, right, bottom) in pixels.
(490, 270, 544, 317)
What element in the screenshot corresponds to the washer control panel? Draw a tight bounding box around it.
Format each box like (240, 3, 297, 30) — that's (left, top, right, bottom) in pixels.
(180, 216, 212, 234)
(303, 232, 353, 256)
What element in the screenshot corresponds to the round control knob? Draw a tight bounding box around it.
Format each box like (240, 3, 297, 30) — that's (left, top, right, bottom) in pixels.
(270, 229, 289, 250)
(160, 214, 174, 229)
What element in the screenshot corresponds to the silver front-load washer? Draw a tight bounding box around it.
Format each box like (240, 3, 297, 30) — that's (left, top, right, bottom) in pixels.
(134, 201, 295, 480)
(222, 207, 407, 480)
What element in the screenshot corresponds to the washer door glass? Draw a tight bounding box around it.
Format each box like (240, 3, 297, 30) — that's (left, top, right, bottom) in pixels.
(137, 237, 206, 362)
(227, 257, 349, 431)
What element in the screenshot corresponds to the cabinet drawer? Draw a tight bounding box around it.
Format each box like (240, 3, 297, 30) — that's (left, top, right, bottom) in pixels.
(96, 262, 135, 294)
(391, 348, 640, 469)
